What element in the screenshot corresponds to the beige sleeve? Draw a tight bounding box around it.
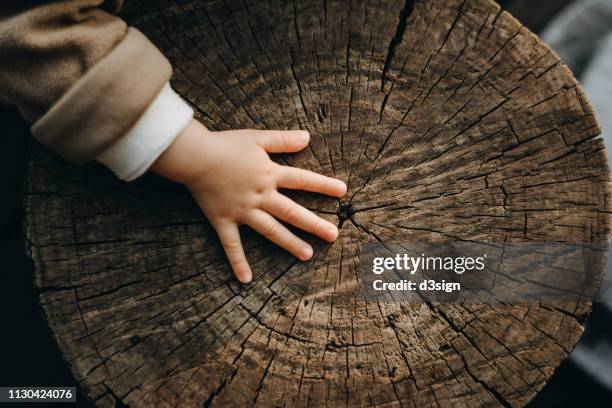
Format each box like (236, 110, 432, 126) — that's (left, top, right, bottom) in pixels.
(0, 1, 172, 164)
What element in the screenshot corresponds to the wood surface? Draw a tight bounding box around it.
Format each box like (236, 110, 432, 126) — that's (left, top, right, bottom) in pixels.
(24, 0, 611, 406)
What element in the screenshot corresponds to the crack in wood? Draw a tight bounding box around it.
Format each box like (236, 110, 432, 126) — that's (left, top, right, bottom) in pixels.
(381, 0, 418, 92)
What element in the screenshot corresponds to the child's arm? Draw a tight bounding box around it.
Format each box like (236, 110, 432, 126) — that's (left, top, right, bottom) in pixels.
(151, 120, 346, 283)
(0, 1, 189, 180)
(0, 1, 346, 282)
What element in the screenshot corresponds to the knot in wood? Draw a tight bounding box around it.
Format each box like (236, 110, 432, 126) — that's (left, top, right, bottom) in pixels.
(337, 202, 354, 226)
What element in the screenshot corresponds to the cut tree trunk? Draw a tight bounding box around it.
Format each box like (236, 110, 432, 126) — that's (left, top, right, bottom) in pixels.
(24, 0, 611, 407)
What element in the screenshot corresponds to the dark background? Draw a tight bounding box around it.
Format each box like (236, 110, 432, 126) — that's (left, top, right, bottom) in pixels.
(1, 1, 611, 406)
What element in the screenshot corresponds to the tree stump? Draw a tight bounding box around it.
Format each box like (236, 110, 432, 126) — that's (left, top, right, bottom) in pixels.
(24, 0, 611, 406)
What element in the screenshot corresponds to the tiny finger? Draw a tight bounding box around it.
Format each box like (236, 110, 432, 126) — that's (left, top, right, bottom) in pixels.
(254, 129, 310, 153)
(263, 193, 338, 242)
(215, 223, 252, 283)
(245, 209, 313, 261)
(276, 167, 347, 197)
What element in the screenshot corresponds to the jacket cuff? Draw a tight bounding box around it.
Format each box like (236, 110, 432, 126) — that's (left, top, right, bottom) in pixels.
(30, 28, 172, 164)
(96, 83, 194, 181)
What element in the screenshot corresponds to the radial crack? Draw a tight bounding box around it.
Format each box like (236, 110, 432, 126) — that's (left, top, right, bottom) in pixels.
(381, 0, 417, 92)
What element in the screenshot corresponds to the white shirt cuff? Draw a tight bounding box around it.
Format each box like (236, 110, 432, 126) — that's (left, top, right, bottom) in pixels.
(96, 82, 194, 181)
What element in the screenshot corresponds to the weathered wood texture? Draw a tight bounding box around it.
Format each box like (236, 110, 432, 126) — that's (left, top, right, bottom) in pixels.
(24, 0, 611, 407)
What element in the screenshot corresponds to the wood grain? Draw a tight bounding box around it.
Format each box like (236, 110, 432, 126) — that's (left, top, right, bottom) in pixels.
(24, 0, 611, 406)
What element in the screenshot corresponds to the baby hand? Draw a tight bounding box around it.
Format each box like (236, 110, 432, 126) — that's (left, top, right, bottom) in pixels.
(151, 119, 346, 283)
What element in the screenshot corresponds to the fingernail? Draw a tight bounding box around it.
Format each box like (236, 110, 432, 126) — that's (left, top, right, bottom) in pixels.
(326, 226, 339, 241)
(298, 130, 310, 143)
(337, 181, 347, 196)
(238, 270, 252, 284)
(300, 246, 313, 260)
